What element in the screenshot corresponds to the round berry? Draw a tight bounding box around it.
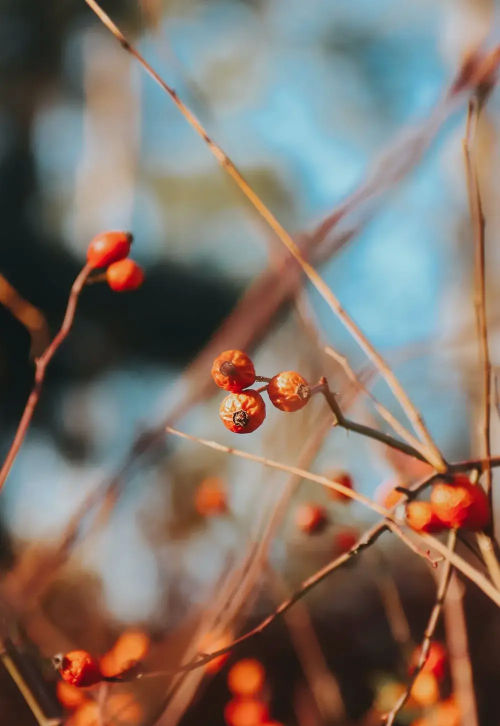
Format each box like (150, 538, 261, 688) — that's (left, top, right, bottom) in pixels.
(327, 471, 354, 503)
(211, 350, 256, 392)
(52, 651, 102, 688)
(106, 259, 145, 292)
(219, 391, 266, 434)
(267, 371, 310, 412)
(296, 503, 329, 535)
(430, 475, 489, 531)
(87, 231, 132, 269)
(227, 659, 265, 697)
(333, 527, 359, 554)
(410, 641, 447, 682)
(406, 501, 445, 534)
(195, 477, 227, 516)
(224, 699, 269, 726)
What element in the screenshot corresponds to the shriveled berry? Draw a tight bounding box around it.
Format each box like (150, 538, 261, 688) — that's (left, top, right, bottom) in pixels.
(195, 477, 227, 516)
(296, 503, 329, 535)
(410, 641, 447, 682)
(211, 350, 256, 392)
(106, 259, 145, 292)
(52, 651, 102, 688)
(267, 371, 310, 412)
(327, 471, 354, 503)
(219, 391, 266, 434)
(406, 501, 446, 534)
(87, 231, 132, 269)
(430, 475, 489, 531)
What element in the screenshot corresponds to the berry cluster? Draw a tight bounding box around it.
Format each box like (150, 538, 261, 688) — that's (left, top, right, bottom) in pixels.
(405, 474, 489, 533)
(87, 231, 145, 292)
(211, 350, 311, 435)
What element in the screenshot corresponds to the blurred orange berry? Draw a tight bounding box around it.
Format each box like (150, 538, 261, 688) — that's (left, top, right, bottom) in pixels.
(410, 672, 439, 707)
(106, 259, 145, 292)
(53, 651, 102, 688)
(327, 471, 354, 503)
(200, 631, 232, 674)
(57, 680, 88, 710)
(195, 477, 228, 517)
(67, 701, 99, 726)
(410, 642, 447, 682)
(100, 630, 149, 678)
(406, 501, 446, 534)
(224, 699, 269, 726)
(267, 372, 310, 412)
(106, 693, 142, 723)
(376, 480, 407, 510)
(227, 659, 265, 697)
(296, 503, 329, 535)
(333, 527, 359, 554)
(431, 475, 489, 531)
(87, 231, 132, 269)
(430, 697, 461, 726)
(220, 391, 266, 434)
(211, 350, 256, 392)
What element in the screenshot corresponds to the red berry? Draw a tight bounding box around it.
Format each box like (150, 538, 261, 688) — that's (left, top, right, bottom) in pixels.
(219, 391, 266, 434)
(211, 350, 256, 392)
(410, 641, 447, 682)
(430, 475, 489, 531)
(333, 527, 359, 554)
(106, 259, 145, 292)
(53, 651, 102, 688)
(296, 503, 329, 535)
(406, 501, 446, 534)
(87, 231, 132, 269)
(327, 471, 354, 503)
(267, 371, 310, 412)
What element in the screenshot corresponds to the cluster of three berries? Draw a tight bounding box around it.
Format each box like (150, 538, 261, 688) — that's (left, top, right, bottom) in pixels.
(211, 350, 311, 434)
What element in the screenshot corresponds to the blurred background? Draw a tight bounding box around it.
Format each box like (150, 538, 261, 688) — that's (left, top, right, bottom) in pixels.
(1, 0, 500, 724)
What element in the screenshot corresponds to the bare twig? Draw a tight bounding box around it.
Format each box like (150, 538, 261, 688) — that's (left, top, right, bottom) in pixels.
(383, 530, 456, 725)
(0, 264, 92, 493)
(84, 0, 446, 472)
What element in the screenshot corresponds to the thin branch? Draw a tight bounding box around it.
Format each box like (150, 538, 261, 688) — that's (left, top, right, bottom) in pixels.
(165, 427, 500, 607)
(0, 274, 49, 359)
(383, 530, 457, 725)
(85, 0, 446, 472)
(0, 264, 92, 493)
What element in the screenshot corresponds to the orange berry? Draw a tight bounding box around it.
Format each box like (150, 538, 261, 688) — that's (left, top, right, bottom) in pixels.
(100, 630, 150, 678)
(53, 651, 102, 688)
(228, 659, 265, 697)
(333, 527, 359, 554)
(200, 631, 232, 674)
(56, 680, 87, 710)
(410, 642, 447, 682)
(376, 480, 407, 510)
(219, 391, 266, 434)
(431, 697, 461, 726)
(430, 475, 489, 531)
(211, 350, 256, 392)
(410, 672, 439, 707)
(106, 259, 145, 292)
(195, 477, 227, 516)
(327, 471, 354, 503)
(296, 503, 329, 535)
(267, 371, 310, 412)
(406, 501, 446, 534)
(67, 701, 99, 726)
(224, 699, 269, 726)
(87, 231, 132, 269)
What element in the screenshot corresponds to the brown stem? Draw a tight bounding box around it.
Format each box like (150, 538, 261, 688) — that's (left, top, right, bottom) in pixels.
(0, 264, 92, 493)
